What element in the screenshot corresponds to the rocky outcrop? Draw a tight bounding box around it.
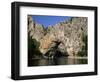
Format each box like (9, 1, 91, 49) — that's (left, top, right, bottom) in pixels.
(28, 15, 88, 58)
(28, 15, 46, 42)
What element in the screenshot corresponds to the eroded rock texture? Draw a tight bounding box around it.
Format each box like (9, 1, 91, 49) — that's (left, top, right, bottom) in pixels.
(28, 15, 87, 58)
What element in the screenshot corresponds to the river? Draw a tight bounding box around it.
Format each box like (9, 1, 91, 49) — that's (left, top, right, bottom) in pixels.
(28, 56, 87, 66)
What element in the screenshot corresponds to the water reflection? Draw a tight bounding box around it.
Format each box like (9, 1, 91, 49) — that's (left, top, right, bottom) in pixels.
(28, 57, 88, 66)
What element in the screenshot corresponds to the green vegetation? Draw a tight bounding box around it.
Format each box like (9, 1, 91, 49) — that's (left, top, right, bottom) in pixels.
(77, 34, 88, 57)
(28, 35, 42, 59)
(28, 36, 40, 51)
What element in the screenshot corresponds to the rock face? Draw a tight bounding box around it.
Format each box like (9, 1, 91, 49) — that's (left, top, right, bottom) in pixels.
(28, 15, 88, 58)
(28, 15, 46, 42)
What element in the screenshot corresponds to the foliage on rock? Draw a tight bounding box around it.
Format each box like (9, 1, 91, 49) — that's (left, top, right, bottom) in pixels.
(28, 15, 88, 58)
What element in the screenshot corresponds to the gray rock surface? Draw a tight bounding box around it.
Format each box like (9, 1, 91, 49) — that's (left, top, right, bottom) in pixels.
(28, 16, 88, 57)
(28, 15, 45, 42)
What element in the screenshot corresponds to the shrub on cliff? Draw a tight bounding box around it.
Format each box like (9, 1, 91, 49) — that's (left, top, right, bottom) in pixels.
(77, 34, 88, 57)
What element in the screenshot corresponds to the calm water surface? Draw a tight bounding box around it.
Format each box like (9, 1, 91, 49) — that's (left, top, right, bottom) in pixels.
(28, 57, 88, 66)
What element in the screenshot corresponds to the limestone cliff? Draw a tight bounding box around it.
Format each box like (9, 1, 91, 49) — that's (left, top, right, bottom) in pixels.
(28, 15, 46, 42)
(28, 15, 88, 58)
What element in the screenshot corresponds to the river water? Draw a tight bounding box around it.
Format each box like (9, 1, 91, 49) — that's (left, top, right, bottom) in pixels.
(28, 57, 87, 66)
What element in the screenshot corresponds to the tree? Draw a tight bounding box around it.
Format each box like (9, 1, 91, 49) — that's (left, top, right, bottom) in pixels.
(77, 34, 88, 57)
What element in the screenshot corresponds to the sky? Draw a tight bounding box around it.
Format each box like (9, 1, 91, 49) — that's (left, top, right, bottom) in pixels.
(32, 15, 71, 28)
